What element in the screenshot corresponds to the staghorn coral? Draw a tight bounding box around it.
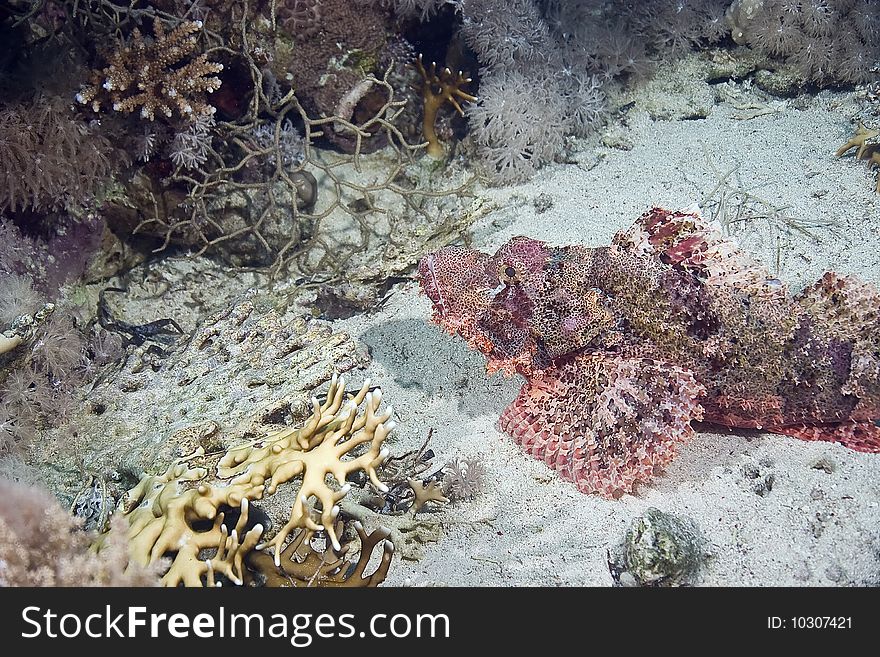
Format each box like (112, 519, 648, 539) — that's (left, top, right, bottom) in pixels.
(419, 205, 880, 497)
(112, 376, 395, 586)
(76, 19, 223, 122)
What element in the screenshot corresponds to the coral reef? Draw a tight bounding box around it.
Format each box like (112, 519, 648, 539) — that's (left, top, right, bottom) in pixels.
(0, 96, 117, 212)
(0, 214, 106, 297)
(420, 205, 880, 497)
(272, 0, 397, 150)
(76, 20, 223, 122)
(26, 296, 369, 512)
(108, 64, 473, 274)
(457, 0, 731, 183)
(5, 0, 474, 299)
(110, 376, 395, 587)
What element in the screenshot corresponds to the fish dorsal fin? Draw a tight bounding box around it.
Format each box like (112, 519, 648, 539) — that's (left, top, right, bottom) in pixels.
(613, 206, 786, 299)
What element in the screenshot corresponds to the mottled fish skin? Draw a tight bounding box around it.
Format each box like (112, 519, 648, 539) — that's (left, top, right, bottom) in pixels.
(419, 206, 880, 497)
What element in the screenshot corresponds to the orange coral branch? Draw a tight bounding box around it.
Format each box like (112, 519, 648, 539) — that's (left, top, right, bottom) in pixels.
(416, 54, 476, 158)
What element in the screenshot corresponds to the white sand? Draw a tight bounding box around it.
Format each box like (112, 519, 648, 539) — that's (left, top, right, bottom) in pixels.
(335, 81, 880, 586)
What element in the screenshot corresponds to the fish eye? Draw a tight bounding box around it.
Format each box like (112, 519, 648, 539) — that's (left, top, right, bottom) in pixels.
(504, 266, 516, 279)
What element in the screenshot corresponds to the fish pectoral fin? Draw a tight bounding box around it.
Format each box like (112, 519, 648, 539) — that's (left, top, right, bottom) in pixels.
(499, 354, 705, 498)
(767, 421, 880, 453)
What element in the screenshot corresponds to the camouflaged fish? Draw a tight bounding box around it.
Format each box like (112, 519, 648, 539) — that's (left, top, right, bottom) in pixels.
(418, 206, 880, 498)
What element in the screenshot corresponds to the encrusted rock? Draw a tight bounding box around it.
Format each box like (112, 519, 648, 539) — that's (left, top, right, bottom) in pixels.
(622, 508, 706, 587)
(36, 296, 369, 494)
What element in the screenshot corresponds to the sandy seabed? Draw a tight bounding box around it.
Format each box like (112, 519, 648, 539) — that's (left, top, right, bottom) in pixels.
(335, 81, 880, 586)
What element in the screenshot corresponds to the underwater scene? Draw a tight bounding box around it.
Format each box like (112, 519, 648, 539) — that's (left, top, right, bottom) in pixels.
(0, 0, 879, 589)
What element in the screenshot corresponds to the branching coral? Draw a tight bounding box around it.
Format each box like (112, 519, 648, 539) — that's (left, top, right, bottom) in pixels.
(416, 54, 477, 158)
(113, 376, 395, 586)
(76, 19, 223, 122)
(407, 477, 450, 511)
(837, 122, 880, 192)
(248, 520, 393, 587)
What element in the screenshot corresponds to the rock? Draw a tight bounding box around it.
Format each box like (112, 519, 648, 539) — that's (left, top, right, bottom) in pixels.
(637, 55, 716, 121)
(623, 508, 706, 586)
(34, 295, 370, 500)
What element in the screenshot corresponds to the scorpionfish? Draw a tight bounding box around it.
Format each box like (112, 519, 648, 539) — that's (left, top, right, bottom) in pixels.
(418, 206, 880, 498)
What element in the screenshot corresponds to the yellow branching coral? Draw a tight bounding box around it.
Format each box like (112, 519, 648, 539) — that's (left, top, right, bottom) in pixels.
(76, 20, 223, 122)
(218, 377, 393, 561)
(836, 123, 879, 159)
(837, 123, 880, 193)
(112, 375, 394, 586)
(408, 478, 449, 512)
(416, 54, 477, 158)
